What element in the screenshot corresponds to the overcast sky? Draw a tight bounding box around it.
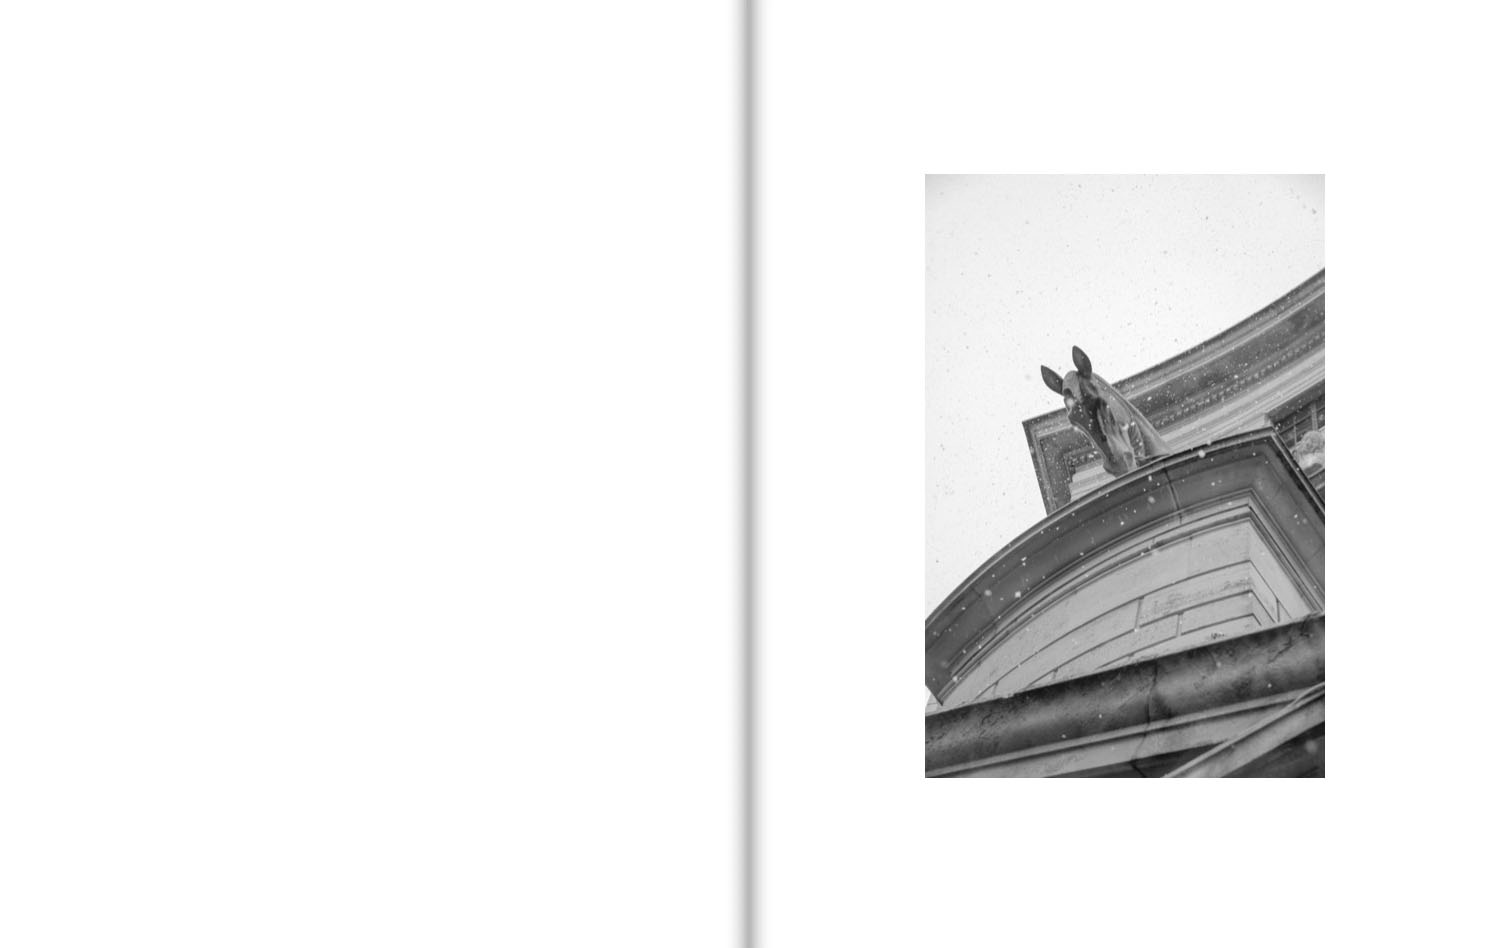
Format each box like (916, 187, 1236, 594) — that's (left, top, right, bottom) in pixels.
(926, 174, 1324, 615)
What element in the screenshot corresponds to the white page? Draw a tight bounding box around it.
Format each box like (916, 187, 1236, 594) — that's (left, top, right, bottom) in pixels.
(757, 2, 1492, 946)
(1, 4, 740, 945)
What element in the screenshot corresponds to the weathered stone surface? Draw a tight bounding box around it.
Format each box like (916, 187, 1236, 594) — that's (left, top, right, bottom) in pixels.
(926, 614, 1325, 776)
(926, 430, 1324, 706)
(1293, 428, 1325, 475)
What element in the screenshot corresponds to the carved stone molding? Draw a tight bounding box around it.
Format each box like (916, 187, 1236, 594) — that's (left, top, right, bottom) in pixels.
(1023, 270, 1326, 513)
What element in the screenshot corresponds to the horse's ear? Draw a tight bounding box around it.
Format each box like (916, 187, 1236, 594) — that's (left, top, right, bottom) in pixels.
(1072, 346, 1093, 377)
(1041, 365, 1064, 394)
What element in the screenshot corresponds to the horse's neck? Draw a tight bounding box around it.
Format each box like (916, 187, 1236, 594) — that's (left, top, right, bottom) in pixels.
(1093, 377, 1167, 449)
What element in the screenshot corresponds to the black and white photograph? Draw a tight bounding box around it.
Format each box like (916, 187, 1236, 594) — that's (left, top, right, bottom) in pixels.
(925, 175, 1325, 777)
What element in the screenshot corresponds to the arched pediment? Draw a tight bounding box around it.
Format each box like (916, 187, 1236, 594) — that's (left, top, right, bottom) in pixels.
(927, 430, 1324, 706)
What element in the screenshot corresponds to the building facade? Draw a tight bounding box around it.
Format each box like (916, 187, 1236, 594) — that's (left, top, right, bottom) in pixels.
(926, 271, 1326, 777)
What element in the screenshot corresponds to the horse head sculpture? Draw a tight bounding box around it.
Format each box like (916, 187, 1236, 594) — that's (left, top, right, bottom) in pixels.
(1041, 346, 1169, 477)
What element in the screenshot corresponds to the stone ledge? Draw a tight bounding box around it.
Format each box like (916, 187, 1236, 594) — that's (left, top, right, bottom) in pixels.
(926, 613, 1324, 775)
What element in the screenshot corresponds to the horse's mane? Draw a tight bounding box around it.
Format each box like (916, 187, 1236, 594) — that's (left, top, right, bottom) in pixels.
(1088, 375, 1167, 454)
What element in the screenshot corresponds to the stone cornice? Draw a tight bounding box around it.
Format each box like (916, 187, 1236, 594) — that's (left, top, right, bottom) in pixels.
(1023, 269, 1325, 513)
(926, 614, 1324, 775)
(928, 430, 1325, 701)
